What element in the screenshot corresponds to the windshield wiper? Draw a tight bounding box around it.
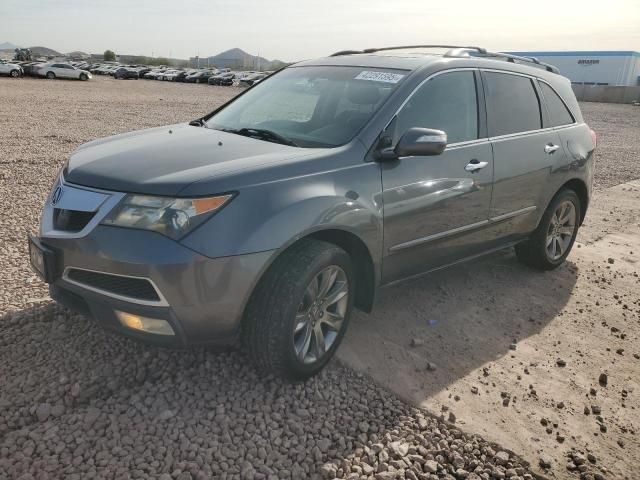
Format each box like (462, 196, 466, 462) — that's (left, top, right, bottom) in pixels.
(220, 127, 298, 147)
(189, 118, 206, 127)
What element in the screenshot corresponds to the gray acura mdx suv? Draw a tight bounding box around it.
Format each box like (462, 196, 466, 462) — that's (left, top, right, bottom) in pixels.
(30, 45, 596, 379)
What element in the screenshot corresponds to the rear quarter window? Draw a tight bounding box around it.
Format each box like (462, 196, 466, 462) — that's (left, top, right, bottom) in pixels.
(483, 72, 542, 137)
(539, 82, 575, 127)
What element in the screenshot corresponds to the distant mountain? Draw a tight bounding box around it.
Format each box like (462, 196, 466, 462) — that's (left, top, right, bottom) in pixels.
(0, 41, 20, 50)
(195, 48, 286, 70)
(29, 46, 62, 56)
(66, 50, 89, 57)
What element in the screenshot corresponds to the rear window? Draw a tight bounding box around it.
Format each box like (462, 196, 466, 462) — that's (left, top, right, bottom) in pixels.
(539, 82, 575, 127)
(484, 72, 542, 137)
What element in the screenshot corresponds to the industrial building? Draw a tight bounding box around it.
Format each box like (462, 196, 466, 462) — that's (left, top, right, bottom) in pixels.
(506, 51, 640, 86)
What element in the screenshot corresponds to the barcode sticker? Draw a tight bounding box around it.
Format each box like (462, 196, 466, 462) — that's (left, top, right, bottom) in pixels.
(354, 71, 405, 83)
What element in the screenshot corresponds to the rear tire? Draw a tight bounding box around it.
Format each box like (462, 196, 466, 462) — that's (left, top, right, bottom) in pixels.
(243, 239, 354, 380)
(10, 69, 20, 78)
(46, 72, 55, 79)
(515, 189, 581, 270)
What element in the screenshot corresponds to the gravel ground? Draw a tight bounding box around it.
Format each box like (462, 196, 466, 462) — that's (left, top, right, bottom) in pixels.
(0, 76, 638, 479)
(578, 102, 640, 190)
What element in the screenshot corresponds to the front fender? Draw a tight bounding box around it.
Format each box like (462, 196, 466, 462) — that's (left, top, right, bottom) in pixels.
(180, 161, 383, 265)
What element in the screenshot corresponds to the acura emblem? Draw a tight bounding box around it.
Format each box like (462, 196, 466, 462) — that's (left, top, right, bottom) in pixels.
(51, 185, 63, 206)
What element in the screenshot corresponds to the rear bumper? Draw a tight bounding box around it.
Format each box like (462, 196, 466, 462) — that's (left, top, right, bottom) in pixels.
(41, 226, 275, 346)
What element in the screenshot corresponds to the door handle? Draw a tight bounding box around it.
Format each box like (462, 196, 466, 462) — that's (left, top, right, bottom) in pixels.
(465, 159, 489, 173)
(544, 143, 560, 154)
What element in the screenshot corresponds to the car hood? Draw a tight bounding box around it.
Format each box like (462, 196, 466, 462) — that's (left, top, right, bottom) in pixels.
(65, 123, 309, 196)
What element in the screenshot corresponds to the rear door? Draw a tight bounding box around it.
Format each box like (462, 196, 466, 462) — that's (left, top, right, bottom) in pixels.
(51, 64, 68, 78)
(381, 69, 495, 283)
(482, 70, 567, 237)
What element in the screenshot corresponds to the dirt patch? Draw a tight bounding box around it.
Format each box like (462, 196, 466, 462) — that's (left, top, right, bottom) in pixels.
(339, 181, 640, 479)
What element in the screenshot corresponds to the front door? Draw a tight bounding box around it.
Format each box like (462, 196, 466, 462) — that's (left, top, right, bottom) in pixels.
(381, 70, 494, 283)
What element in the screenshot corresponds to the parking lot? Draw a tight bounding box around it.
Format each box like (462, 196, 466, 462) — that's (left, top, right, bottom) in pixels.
(0, 76, 639, 479)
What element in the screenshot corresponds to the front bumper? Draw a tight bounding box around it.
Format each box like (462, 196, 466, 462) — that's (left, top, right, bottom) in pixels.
(41, 226, 275, 346)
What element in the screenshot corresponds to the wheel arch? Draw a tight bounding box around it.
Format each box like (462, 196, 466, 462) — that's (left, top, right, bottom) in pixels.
(247, 227, 377, 316)
(558, 178, 589, 225)
(307, 228, 376, 313)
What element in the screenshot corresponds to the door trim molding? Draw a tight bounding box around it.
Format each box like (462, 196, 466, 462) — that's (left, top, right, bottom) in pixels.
(490, 205, 537, 223)
(383, 240, 521, 288)
(388, 205, 537, 252)
(389, 219, 489, 252)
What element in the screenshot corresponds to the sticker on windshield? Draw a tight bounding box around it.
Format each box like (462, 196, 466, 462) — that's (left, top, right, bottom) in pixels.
(354, 71, 405, 84)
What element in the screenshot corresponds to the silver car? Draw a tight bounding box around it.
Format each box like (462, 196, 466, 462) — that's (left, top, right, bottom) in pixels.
(37, 63, 91, 81)
(0, 60, 23, 78)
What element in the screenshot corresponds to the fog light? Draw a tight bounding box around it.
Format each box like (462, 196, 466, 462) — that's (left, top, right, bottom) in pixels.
(116, 311, 175, 336)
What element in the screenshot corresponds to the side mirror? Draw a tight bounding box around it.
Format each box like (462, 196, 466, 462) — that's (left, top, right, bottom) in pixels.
(377, 127, 447, 160)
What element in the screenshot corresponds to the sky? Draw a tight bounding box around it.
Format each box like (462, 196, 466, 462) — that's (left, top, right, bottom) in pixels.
(1, 0, 639, 62)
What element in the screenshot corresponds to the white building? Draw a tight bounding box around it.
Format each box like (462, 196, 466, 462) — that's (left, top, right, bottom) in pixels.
(506, 51, 640, 86)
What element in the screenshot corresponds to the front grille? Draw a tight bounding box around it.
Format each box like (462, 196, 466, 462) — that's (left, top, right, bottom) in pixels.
(53, 209, 95, 232)
(66, 269, 161, 302)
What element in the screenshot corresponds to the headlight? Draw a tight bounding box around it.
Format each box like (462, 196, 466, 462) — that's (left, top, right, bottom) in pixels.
(102, 194, 233, 239)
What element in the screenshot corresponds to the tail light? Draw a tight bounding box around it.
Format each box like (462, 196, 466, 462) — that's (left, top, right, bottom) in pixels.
(589, 128, 597, 149)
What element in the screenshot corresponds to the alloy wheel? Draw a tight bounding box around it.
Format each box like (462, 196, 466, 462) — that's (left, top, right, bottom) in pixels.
(293, 265, 349, 364)
(545, 200, 576, 261)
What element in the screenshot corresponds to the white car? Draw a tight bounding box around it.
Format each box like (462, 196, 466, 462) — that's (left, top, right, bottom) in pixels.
(37, 63, 92, 81)
(0, 61, 23, 78)
(160, 69, 180, 81)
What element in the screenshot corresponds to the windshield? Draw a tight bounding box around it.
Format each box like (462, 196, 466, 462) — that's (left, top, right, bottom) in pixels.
(205, 65, 408, 148)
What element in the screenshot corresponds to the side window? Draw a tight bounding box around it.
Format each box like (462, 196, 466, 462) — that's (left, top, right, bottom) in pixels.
(394, 71, 478, 145)
(539, 82, 575, 127)
(484, 72, 542, 136)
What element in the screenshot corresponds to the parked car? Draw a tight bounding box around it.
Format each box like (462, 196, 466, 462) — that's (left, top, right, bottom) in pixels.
(207, 73, 224, 85)
(143, 69, 163, 79)
(92, 64, 118, 75)
(136, 67, 152, 77)
(172, 71, 192, 82)
(114, 67, 139, 80)
(162, 69, 183, 81)
(0, 60, 23, 78)
(36, 63, 91, 80)
(209, 72, 235, 85)
(185, 70, 214, 83)
(31, 45, 595, 380)
(238, 72, 267, 87)
(20, 62, 44, 76)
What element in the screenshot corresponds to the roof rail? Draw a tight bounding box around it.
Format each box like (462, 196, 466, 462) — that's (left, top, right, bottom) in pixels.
(328, 45, 560, 74)
(444, 48, 560, 73)
(489, 52, 560, 74)
(329, 50, 364, 57)
(330, 45, 487, 57)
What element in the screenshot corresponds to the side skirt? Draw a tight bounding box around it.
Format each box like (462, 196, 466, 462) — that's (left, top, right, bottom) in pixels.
(380, 240, 522, 289)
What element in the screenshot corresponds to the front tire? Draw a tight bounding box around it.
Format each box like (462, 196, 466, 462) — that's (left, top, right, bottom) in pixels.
(80, 73, 88, 81)
(516, 189, 581, 270)
(46, 72, 55, 79)
(243, 239, 354, 380)
(10, 69, 20, 78)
